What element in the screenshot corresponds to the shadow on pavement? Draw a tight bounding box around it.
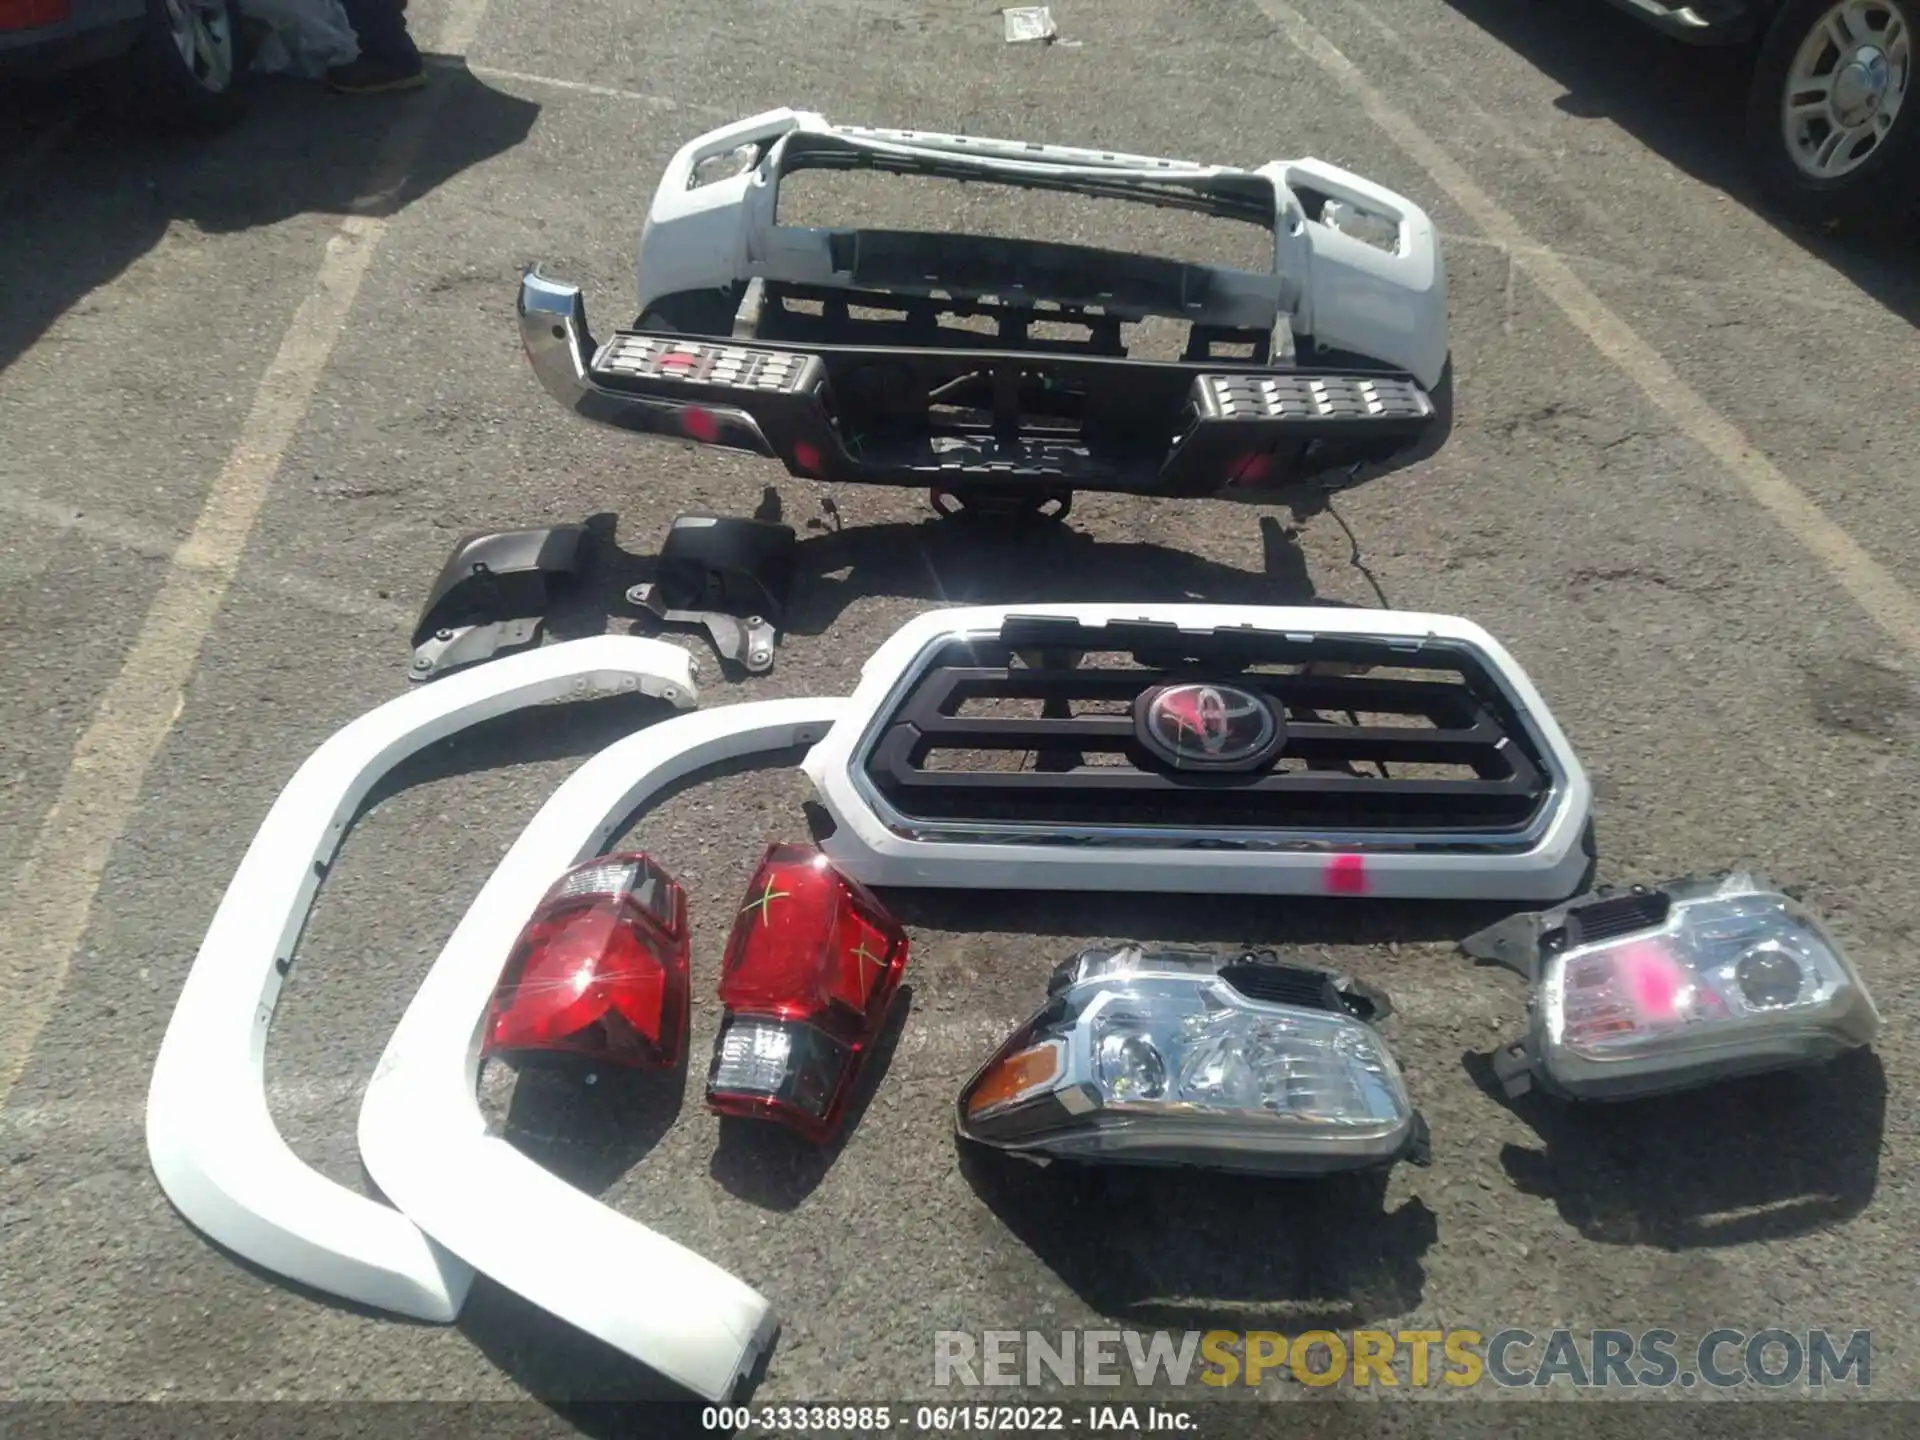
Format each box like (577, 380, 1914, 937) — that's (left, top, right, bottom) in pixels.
(533, 481, 1403, 669)
(709, 984, 914, 1211)
(1463, 1045, 1886, 1247)
(361, 689, 688, 808)
(958, 1141, 1438, 1331)
(1438, 0, 1918, 324)
(776, 504, 1341, 633)
(0, 58, 539, 375)
(457, 1275, 714, 1413)
(490, 1052, 688, 1198)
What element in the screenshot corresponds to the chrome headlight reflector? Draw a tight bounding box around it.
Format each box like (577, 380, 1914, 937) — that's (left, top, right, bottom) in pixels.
(957, 945, 1428, 1176)
(1466, 872, 1881, 1102)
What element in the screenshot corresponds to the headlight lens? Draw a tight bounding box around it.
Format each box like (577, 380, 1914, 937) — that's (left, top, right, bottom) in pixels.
(1320, 197, 1401, 253)
(689, 143, 761, 189)
(958, 945, 1427, 1176)
(1470, 873, 1881, 1102)
(1095, 1024, 1168, 1101)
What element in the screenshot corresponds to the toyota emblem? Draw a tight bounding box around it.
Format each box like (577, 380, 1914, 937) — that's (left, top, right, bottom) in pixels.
(1133, 682, 1284, 771)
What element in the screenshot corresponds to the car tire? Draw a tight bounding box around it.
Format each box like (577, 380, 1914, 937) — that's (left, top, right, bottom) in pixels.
(132, 0, 250, 132)
(1745, 0, 1918, 227)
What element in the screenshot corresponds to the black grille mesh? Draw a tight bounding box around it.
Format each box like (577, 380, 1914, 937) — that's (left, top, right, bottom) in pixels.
(862, 622, 1551, 834)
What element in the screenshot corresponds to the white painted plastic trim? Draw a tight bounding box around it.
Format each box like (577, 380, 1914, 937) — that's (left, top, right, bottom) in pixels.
(145, 637, 699, 1321)
(800, 604, 1592, 902)
(1264, 157, 1450, 392)
(637, 110, 1449, 388)
(359, 698, 848, 1402)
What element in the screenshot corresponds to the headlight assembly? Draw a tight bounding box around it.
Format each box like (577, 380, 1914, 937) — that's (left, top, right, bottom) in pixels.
(1465, 871, 1881, 1102)
(957, 945, 1429, 1176)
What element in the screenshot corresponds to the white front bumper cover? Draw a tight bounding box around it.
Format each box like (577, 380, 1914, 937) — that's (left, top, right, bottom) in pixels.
(358, 698, 848, 1402)
(145, 636, 698, 1321)
(638, 108, 1449, 389)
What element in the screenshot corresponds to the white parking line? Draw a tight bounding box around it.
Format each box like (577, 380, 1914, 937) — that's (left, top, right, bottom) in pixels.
(0, 0, 493, 1109)
(1441, 232, 1900, 324)
(0, 484, 417, 630)
(456, 60, 729, 117)
(1252, 0, 1920, 661)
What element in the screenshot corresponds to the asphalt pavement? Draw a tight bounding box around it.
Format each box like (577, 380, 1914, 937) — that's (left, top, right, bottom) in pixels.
(2, 0, 1918, 1427)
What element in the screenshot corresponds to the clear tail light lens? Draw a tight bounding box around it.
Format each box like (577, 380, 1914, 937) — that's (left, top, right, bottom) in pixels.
(705, 843, 909, 1142)
(958, 945, 1428, 1176)
(1466, 872, 1882, 1101)
(484, 853, 690, 1068)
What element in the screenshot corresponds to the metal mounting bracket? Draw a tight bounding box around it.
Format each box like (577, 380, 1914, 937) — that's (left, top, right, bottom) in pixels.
(627, 584, 777, 674)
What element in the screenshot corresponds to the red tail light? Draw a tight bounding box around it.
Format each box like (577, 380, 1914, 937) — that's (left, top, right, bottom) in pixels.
(484, 853, 690, 1068)
(705, 843, 909, 1142)
(1, 0, 71, 31)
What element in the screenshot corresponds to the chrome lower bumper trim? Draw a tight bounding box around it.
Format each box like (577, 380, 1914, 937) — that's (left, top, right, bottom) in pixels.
(517, 272, 775, 455)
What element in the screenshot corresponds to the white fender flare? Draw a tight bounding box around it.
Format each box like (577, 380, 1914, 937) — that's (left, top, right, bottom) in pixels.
(145, 637, 698, 1320)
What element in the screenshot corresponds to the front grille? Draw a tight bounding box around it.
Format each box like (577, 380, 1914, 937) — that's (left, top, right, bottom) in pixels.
(860, 619, 1551, 836)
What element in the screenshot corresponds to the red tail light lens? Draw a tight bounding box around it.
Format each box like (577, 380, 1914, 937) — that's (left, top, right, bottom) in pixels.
(484, 853, 690, 1068)
(1, 1, 73, 32)
(705, 843, 909, 1142)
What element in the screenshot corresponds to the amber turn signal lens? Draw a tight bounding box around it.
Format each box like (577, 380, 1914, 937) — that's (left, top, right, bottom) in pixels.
(964, 1039, 1064, 1118)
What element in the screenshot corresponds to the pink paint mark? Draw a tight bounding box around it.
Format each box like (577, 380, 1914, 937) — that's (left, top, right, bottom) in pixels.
(1326, 854, 1368, 895)
(682, 406, 720, 443)
(1229, 451, 1274, 486)
(793, 440, 822, 475)
(659, 350, 698, 371)
(1617, 942, 1687, 1019)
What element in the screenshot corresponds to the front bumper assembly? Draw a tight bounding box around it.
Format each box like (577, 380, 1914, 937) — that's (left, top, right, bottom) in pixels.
(518, 109, 1448, 499)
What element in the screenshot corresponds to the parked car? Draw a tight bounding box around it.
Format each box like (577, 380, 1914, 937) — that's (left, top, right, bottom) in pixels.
(0, 0, 247, 128)
(1605, 0, 1915, 223)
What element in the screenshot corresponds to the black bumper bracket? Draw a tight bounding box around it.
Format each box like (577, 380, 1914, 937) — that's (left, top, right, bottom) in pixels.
(408, 524, 588, 682)
(626, 513, 798, 675)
